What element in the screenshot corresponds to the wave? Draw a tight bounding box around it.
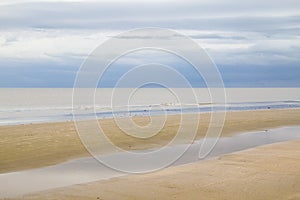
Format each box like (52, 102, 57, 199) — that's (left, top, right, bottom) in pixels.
(1, 100, 300, 126)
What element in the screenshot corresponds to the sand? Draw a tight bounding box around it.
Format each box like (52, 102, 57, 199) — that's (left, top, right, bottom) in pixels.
(16, 139, 300, 200)
(1, 109, 300, 174)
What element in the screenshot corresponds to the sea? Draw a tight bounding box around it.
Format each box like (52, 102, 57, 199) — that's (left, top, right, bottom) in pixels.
(0, 88, 300, 125)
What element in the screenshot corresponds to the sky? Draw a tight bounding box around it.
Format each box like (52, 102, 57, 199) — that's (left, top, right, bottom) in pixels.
(0, 0, 299, 87)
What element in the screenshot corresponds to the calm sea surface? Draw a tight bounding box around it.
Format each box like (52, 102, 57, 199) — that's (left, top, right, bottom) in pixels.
(0, 88, 299, 125)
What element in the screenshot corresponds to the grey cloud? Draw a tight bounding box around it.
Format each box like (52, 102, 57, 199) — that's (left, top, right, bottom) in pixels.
(209, 42, 300, 66)
(43, 52, 87, 62)
(190, 34, 247, 40)
(110, 33, 184, 40)
(0, 0, 299, 88)
(0, 1, 299, 32)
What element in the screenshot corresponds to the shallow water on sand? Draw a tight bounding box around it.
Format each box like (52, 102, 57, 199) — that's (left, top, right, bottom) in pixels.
(0, 126, 299, 198)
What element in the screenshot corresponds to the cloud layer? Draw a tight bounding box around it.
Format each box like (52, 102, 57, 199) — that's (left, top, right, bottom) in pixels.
(0, 0, 299, 87)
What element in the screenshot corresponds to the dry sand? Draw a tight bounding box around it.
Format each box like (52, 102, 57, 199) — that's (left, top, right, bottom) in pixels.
(1, 109, 300, 173)
(17, 139, 300, 200)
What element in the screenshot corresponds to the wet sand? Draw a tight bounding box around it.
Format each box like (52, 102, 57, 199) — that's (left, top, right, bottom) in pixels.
(1, 109, 300, 174)
(1, 126, 299, 198)
(17, 139, 300, 200)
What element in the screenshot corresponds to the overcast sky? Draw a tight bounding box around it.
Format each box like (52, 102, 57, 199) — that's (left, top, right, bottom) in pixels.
(0, 0, 299, 87)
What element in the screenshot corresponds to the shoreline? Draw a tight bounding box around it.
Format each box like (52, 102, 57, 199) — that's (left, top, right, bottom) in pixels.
(2, 100, 300, 127)
(2, 105, 300, 127)
(1, 109, 300, 174)
(1, 107, 298, 127)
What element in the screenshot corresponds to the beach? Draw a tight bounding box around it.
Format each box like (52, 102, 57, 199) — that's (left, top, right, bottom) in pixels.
(18, 139, 300, 200)
(1, 108, 300, 199)
(1, 0, 300, 198)
(0, 109, 300, 174)
(1, 108, 300, 174)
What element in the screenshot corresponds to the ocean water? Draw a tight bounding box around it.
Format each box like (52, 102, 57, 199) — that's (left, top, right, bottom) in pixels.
(0, 88, 300, 125)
